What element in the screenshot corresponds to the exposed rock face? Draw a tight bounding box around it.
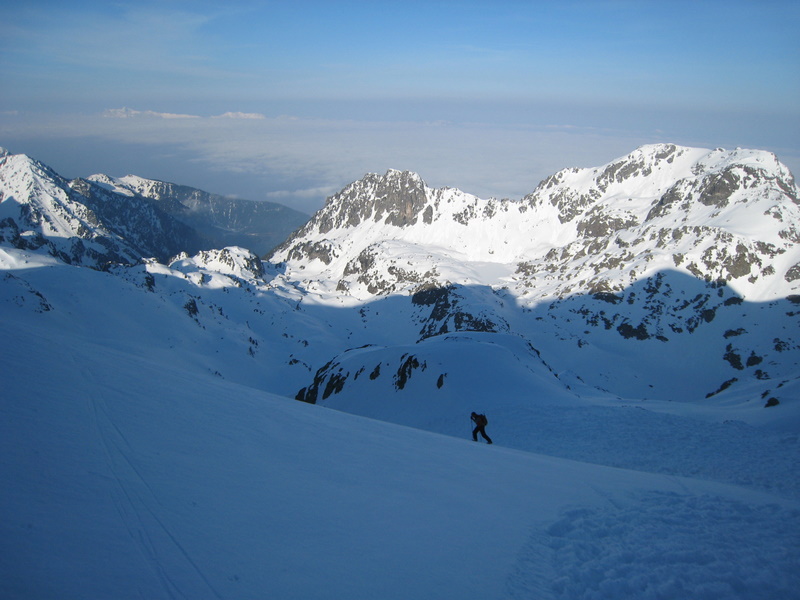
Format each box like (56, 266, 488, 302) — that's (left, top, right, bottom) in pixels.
(69, 177, 207, 261)
(316, 169, 429, 233)
(272, 169, 430, 265)
(296, 349, 433, 404)
(411, 284, 503, 339)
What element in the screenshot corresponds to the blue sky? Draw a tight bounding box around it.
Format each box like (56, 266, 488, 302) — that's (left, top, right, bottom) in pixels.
(1, 0, 798, 212)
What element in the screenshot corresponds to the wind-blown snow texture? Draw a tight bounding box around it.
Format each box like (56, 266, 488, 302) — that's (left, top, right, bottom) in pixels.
(1, 144, 799, 599)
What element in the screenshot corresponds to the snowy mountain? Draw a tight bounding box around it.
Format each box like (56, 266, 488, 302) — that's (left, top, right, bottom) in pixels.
(89, 173, 308, 256)
(274, 144, 798, 300)
(3, 141, 798, 418)
(2, 143, 799, 598)
(273, 144, 799, 412)
(0, 148, 206, 266)
(0, 147, 307, 268)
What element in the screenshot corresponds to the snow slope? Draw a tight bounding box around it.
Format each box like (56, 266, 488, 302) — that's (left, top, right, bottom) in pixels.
(1, 248, 799, 599)
(2, 143, 800, 599)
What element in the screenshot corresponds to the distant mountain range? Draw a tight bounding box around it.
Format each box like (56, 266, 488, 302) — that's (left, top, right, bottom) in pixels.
(88, 173, 308, 257)
(0, 147, 307, 265)
(1, 143, 798, 421)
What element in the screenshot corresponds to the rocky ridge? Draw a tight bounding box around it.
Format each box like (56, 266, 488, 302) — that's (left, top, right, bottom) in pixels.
(90, 173, 308, 256)
(0, 148, 306, 267)
(273, 144, 799, 407)
(273, 144, 799, 303)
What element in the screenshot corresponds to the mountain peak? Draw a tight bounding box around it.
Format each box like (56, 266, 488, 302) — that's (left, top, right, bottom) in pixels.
(310, 168, 431, 235)
(382, 168, 424, 183)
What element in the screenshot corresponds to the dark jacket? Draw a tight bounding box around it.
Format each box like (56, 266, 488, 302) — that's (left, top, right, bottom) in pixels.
(471, 413, 487, 427)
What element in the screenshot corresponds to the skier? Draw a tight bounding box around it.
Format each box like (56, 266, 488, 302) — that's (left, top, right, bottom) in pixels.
(470, 412, 492, 444)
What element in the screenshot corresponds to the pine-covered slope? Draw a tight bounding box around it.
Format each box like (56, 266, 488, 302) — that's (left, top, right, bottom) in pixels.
(90, 173, 309, 256)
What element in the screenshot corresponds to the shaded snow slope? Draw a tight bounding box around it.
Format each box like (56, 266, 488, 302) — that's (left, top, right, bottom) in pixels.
(1, 253, 798, 599)
(2, 244, 797, 495)
(297, 272, 800, 431)
(305, 330, 800, 499)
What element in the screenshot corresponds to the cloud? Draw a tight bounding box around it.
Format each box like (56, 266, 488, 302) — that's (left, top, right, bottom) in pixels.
(87, 109, 656, 203)
(103, 107, 199, 119)
(3, 104, 798, 215)
(265, 185, 341, 202)
(103, 108, 268, 121)
(212, 112, 266, 120)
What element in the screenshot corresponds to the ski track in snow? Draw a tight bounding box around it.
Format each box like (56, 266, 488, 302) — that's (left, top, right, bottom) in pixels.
(77, 352, 223, 600)
(93, 402, 223, 600)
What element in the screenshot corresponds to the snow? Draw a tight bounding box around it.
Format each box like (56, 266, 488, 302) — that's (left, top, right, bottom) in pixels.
(2, 142, 800, 599)
(1, 248, 799, 599)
